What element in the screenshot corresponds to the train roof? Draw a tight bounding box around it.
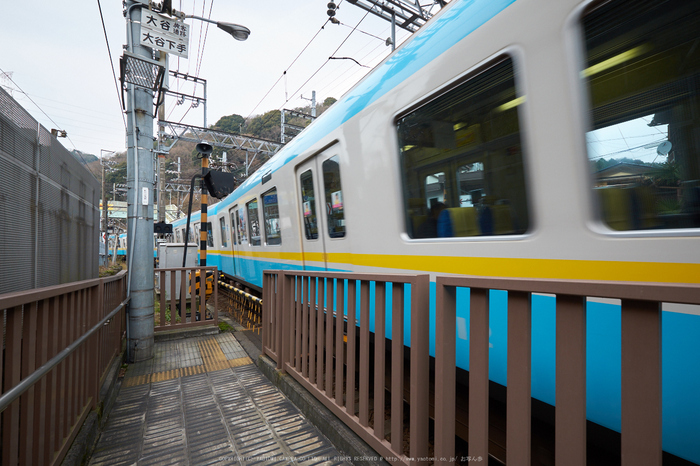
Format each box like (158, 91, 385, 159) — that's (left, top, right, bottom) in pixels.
(171, 210, 201, 228)
(212, 0, 516, 212)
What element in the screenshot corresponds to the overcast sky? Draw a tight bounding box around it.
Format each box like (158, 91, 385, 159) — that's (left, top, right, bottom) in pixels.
(0, 0, 415, 159)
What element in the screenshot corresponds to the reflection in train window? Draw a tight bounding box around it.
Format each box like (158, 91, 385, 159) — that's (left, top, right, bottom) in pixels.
(583, 0, 700, 230)
(229, 211, 237, 245)
(219, 217, 228, 247)
(300, 170, 319, 240)
(262, 188, 281, 245)
(236, 207, 247, 244)
(398, 57, 529, 239)
(322, 156, 346, 238)
(247, 199, 261, 246)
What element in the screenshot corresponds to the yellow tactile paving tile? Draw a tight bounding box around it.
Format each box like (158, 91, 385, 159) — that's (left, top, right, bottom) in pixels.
(228, 356, 253, 368)
(122, 337, 254, 387)
(198, 338, 229, 372)
(123, 374, 151, 388)
(181, 365, 207, 377)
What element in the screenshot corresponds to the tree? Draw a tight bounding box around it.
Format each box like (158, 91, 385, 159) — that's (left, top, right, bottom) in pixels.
(246, 110, 281, 140)
(212, 114, 245, 133)
(323, 97, 337, 107)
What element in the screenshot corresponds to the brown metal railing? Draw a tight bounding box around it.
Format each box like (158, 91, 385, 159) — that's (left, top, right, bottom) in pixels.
(263, 270, 430, 465)
(263, 270, 700, 465)
(154, 266, 218, 331)
(0, 270, 128, 466)
(434, 276, 700, 466)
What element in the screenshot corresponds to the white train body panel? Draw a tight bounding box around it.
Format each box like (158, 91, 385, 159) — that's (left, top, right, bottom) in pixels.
(172, 0, 700, 461)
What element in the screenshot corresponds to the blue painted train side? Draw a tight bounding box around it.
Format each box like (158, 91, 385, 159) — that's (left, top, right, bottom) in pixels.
(171, 0, 700, 461)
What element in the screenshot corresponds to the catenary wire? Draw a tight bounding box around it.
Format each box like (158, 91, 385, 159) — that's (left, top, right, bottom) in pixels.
(96, 0, 128, 132)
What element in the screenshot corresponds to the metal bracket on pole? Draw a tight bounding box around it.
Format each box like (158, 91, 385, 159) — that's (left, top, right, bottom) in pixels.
(119, 51, 166, 110)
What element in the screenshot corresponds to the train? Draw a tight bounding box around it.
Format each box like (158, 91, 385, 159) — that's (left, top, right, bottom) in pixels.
(169, 0, 700, 462)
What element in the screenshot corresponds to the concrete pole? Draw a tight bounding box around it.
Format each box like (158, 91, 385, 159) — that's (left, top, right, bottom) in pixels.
(102, 163, 108, 265)
(391, 11, 396, 52)
(125, 0, 155, 362)
(281, 110, 286, 143)
(311, 90, 316, 118)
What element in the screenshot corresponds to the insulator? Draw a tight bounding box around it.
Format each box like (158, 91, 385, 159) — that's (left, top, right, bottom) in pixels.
(327, 9, 336, 17)
(327, 2, 336, 9)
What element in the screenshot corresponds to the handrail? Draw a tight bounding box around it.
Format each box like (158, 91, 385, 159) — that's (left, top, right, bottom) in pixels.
(0, 296, 130, 414)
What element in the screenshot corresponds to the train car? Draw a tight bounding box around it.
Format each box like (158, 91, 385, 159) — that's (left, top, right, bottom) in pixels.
(189, 0, 700, 461)
(172, 210, 202, 246)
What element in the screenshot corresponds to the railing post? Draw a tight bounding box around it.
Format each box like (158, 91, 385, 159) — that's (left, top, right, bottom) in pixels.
(4, 306, 22, 466)
(435, 279, 456, 466)
(507, 291, 532, 466)
(469, 287, 489, 460)
(621, 299, 661, 466)
(555, 294, 587, 466)
(278, 272, 289, 372)
(91, 281, 104, 407)
(410, 275, 430, 464)
(213, 268, 219, 325)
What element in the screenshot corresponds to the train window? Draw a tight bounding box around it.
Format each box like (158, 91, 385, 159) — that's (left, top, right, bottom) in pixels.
(582, 0, 700, 231)
(398, 58, 529, 238)
(322, 156, 346, 238)
(262, 188, 282, 245)
(219, 217, 228, 247)
(229, 210, 237, 245)
(300, 170, 319, 240)
(236, 207, 247, 244)
(205, 222, 214, 247)
(176, 230, 181, 243)
(247, 199, 261, 246)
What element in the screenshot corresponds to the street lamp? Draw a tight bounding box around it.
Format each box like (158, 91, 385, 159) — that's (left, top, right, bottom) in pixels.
(185, 15, 251, 41)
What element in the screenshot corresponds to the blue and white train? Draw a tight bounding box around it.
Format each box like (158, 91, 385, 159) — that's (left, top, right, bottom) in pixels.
(172, 0, 700, 462)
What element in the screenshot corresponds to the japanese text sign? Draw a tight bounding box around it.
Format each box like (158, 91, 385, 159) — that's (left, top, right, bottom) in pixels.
(140, 10, 189, 58)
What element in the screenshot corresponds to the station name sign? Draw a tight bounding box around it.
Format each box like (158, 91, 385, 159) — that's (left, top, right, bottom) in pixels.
(140, 10, 189, 59)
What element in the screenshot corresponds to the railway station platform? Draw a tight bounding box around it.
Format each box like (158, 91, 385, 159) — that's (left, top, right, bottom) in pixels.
(87, 326, 355, 465)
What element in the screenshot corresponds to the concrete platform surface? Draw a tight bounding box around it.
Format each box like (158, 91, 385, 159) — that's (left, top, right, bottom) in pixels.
(89, 332, 352, 466)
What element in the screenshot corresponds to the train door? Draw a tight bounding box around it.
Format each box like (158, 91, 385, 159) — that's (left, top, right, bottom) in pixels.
(229, 205, 244, 278)
(296, 157, 327, 270)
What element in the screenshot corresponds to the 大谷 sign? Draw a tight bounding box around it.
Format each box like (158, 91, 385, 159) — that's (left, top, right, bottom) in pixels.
(140, 10, 189, 58)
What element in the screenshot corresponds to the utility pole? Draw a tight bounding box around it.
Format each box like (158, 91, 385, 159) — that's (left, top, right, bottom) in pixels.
(101, 164, 108, 265)
(125, 0, 158, 362)
(157, 52, 168, 225)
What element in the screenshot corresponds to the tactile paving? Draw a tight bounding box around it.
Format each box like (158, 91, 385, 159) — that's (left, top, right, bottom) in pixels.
(90, 333, 350, 465)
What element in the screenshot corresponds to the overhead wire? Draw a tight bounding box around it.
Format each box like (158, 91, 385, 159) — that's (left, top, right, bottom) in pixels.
(0, 66, 99, 176)
(96, 0, 128, 132)
(245, 18, 332, 120)
(281, 8, 372, 110)
(174, 0, 214, 125)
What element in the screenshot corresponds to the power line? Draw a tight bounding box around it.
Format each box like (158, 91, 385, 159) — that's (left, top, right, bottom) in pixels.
(245, 19, 331, 120)
(96, 0, 127, 131)
(282, 9, 372, 109)
(0, 66, 100, 177)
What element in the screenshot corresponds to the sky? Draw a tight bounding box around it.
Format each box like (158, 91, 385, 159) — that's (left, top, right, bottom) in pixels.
(0, 0, 418, 161)
(586, 115, 670, 165)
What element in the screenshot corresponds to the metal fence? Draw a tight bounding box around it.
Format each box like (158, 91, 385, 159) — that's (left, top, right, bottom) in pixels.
(0, 86, 100, 295)
(262, 270, 700, 466)
(433, 276, 700, 466)
(154, 266, 219, 330)
(0, 270, 128, 466)
(263, 270, 430, 465)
